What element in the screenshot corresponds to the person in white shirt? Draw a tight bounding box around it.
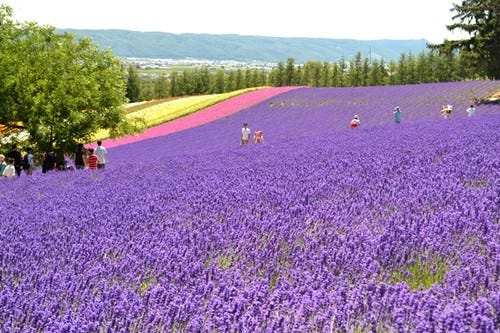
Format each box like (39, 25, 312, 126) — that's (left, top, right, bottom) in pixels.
(3, 158, 16, 178)
(94, 140, 108, 169)
(466, 104, 476, 117)
(241, 123, 251, 145)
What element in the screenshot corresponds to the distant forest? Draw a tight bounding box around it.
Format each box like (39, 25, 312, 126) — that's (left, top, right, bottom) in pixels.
(127, 51, 478, 102)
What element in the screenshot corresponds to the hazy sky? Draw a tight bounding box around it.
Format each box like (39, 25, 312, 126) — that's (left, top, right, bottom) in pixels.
(4, 0, 468, 43)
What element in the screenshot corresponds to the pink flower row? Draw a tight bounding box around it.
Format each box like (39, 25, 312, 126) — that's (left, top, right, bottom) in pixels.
(96, 87, 299, 149)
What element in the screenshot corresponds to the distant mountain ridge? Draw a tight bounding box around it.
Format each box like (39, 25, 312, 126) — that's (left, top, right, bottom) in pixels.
(59, 29, 429, 63)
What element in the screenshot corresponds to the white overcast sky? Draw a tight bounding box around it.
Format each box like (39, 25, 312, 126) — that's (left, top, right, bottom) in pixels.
(4, 0, 468, 43)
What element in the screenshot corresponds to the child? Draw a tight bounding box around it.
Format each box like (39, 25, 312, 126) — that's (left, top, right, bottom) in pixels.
(254, 130, 264, 143)
(350, 115, 360, 129)
(86, 148, 100, 170)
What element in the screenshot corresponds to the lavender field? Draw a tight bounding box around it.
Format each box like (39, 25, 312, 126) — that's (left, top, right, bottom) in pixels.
(1, 81, 499, 332)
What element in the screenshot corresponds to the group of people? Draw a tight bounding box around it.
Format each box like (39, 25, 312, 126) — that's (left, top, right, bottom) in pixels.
(242, 103, 479, 142)
(2, 103, 481, 177)
(72, 141, 108, 170)
(241, 123, 264, 145)
(1, 141, 108, 178)
(350, 103, 477, 129)
(0, 144, 31, 178)
(440, 104, 477, 119)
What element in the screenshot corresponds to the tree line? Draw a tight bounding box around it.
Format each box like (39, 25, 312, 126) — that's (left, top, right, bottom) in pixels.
(126, 49, 478, 102)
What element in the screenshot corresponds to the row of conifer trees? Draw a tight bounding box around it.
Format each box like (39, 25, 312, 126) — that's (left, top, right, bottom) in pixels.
(127, 49, 479, 102)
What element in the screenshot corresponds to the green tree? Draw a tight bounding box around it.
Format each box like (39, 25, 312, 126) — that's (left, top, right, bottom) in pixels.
(138, 77, 155, 100)
(396, 53, 407, 84)
(256, 70, 268, 87)
(126, 64, 141, 102)
(331, 63, 342, 87)
(348, 52, 363, 86)
(211, 69, 226, 94)
(431, 0, 499, 79)
(0, 6, 135, 152)
(244, 68, 254, 87)
(386, 60, 398, 85)
(198, 67, 211, 94)
(368, 58, 386, 86)
(235, 68, 244, 90)
(361, 57, 370, 86)
(225, 71, 236, 92)
(406, 53, 417, 84)
(338, 57, 348, 87)
(322, 62, 332, 87)
(271, 61, 285, 87)
(285, 57, 296, 86)
(169, 72, 181, 96)
(294, 65, 303, 86)
(155, 74, 170, 98)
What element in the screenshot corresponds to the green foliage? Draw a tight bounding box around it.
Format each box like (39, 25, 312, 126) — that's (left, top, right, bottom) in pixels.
(125, 48, 483, 107)
(217, 251, 238, 269)
(388, 256, 449, 290)
(431, 0, 500, 79)
(0, 5, 137, 153)
(126, 64, 141, 102)
(267, 50, 474, 88)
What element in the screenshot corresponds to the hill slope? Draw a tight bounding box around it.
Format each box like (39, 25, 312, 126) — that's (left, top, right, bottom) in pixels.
(59, 29, 429, 63)
(103, 80, 499, 153)
(0, 82, 499, 331)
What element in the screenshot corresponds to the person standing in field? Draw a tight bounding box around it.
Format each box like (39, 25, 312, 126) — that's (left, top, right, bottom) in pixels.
(0, 154, 7, 176)
(94, 140, 108, 169)
(7, 144, 22, 177)
(393, 106, 402, 123)
(23, 148, 35, 175)
(2, 158, 16, 178)
(86, 148, 99, 170)
(350, 115, 360, 129)
(73, 143, 87, 170)
(440, 104, 453, 119)
(41, 151, 55, 173)
(466, 104, 476, 117)
(254, 130, 264, 143)
(241, 123, 251, 145)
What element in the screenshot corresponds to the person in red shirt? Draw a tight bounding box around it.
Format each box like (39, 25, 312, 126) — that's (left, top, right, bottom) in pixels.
(350, 115, 360, 129)
(86, 148, 99, 170)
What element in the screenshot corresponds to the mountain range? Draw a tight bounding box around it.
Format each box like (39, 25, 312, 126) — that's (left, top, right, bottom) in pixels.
(59, 29, 430, 63)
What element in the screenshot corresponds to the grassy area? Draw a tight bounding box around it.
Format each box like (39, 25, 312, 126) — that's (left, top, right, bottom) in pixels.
(388, 255, 450, 290)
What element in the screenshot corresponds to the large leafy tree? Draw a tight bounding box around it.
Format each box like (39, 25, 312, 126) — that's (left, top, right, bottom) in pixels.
(432, 0, 499, 79)
(0, 5, 136, 152)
